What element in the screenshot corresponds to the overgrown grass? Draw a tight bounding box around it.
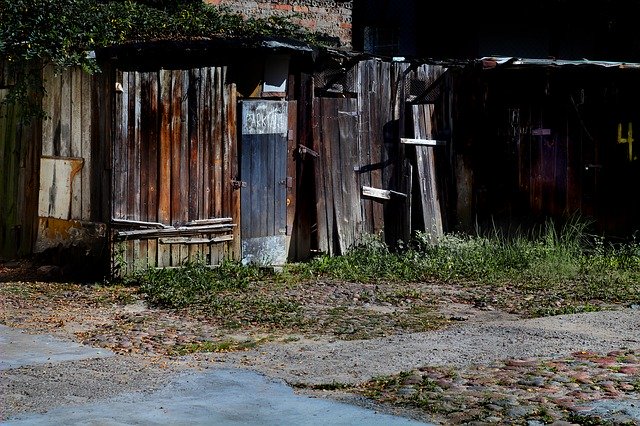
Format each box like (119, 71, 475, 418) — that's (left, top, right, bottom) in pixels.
(133, 219, 640, 326)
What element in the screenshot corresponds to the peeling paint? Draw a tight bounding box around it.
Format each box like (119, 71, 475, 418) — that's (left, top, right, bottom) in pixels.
(35, 217, 106, 254)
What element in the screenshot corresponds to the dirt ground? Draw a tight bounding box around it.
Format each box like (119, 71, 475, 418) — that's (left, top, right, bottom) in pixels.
(1, 259, 639, 425)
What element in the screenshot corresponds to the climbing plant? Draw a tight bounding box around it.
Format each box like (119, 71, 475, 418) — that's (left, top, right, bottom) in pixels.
(0, 0, 332, 117)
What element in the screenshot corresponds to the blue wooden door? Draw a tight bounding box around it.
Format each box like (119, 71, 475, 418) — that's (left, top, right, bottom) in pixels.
(240, 100, 288, 265)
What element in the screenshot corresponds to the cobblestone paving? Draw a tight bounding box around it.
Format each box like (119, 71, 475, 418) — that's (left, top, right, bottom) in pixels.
(351, 350, 640, 425)
(1, 272, 638, 425)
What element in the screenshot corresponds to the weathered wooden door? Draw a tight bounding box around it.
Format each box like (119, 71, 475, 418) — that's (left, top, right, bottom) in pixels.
(111, 68, 239, 276)
(239, 100, 288, 265)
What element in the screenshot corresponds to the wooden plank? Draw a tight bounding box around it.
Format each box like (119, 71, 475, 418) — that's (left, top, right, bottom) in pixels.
(41, 65, 58, 156)
(373, 60, 389, 233)
(115, 223, 235, 239)
(293, 73, 313, 261)
(80, 68, 92, 220)
(356, 61, 372, 234)
(213, 67, 224, 218)
(274, 120, 287, 238)
(400, 138, 446, 146)
(185, 217, 232, 226)
(412, 104, 443, 242)
(70, 68, 82, 158)
(320, 99, 336, 254)
(286, 100, 297, 260)
(201, 68, 211, 220)
(160, 235, 233, 245)
(169, 70, 188, 265)
(147, 71, 160, 268)
(362, 186, 390, 200)
(335, 106, 360, 254)
(60, 69, 71, 157)
(112, 70, 125, 220)
(0, 90, 13, 256)
(227, 83, 241, 261)
(157, 69, 172, 267)
(311, 97, 328, 254)
(188, 69, 200, 221)
(127, 72, 140, 269)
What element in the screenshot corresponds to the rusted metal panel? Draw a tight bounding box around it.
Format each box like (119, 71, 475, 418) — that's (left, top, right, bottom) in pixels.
(240, 100, 288, 265)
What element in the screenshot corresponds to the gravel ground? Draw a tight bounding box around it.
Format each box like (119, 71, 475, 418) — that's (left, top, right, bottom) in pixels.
(1, 261, 639, 425)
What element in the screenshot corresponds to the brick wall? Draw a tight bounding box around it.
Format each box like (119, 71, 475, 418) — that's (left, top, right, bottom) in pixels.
(205, 0, 353, 48)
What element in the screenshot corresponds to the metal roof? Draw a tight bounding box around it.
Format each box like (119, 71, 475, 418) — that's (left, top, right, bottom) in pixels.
(480, 56, 640, 70)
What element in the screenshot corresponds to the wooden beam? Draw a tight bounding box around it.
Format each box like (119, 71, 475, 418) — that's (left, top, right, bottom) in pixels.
(159, 235, 234, 245)
(400, 138, 446, 146)
(183, 217, 232, 226)
(361, 186, 407, 201)
(114, 223, 236, 240)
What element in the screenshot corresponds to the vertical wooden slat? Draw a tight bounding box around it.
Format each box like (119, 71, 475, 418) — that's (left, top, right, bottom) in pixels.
(69, 68, 82, 220)
(227, 82, 240, 261)
(213, 67, 224, 218)
(179, 70, 190, 264)
(80, 69, 92, 220)
(274, 128, 287, 239)
(356, 61, 371, 234)
(158, 69, 172, 267)
(112, 70, 126, 221)
(336, 105, 360, 254)
(413, 104, 443, 241)
(188, 69, 201, 222)
(312, 97, 328, 253)
(201, 68, 211, 222)
(60, 69, 71, 157)
(147, 72, 159, 268)
(197, 68, 211, 263)
(286, 100, 297, 260)
(170, 70, 182, 265)
(0, 90, 11, 256)
(123, 71, 136, 272)
(41, 65, 56, 156)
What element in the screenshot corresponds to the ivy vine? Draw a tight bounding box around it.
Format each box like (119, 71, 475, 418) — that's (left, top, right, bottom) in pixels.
(0, 0, 335, 118)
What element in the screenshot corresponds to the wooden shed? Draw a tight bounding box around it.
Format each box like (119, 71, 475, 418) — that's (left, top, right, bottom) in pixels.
(452, 57, 640, 237)
(6, 39, 637, 278)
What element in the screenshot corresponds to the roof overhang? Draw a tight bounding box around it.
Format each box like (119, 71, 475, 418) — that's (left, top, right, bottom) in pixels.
(479, 56, 640, 70)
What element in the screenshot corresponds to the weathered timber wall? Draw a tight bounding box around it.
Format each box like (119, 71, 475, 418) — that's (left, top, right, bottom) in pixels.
(457, 67, 640, 237)
(35, 65, 107, 260)
(0, 89, 41, 259)
(312, 59, 448, 253)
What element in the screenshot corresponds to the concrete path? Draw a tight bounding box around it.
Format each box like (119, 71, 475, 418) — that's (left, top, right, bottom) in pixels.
(0, 325, 430, 425)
